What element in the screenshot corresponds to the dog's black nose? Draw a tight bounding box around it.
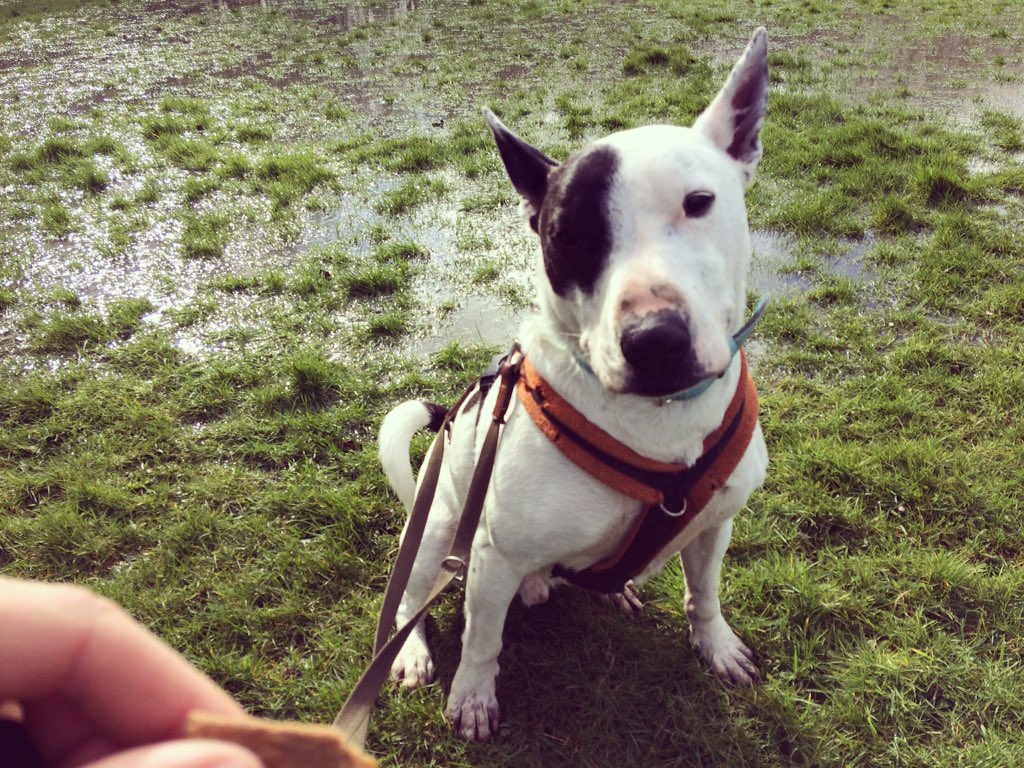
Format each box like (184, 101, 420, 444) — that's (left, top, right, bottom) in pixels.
(620, 310, 692, 370)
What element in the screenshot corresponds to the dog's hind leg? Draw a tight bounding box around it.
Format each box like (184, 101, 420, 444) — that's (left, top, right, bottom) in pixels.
(598, 580, 644, 618)
(680, 519, 760, 685)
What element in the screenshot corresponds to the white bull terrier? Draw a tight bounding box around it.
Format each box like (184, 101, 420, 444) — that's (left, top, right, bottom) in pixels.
(378, 28, 771, 741)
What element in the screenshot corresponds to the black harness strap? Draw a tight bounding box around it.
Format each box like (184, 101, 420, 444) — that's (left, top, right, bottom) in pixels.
(552, 399, 748, 594)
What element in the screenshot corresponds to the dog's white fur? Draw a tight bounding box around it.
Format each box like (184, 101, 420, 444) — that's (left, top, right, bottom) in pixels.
(378, 29, 770, 741)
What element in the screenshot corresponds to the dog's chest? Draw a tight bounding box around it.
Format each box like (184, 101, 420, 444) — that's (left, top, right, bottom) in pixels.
(473, 406, 749, 574)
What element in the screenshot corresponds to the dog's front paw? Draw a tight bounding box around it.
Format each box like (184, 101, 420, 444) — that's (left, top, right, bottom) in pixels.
(689, 617, 760, 686)
(390, 634, 435, 689)
(446, 680, 500, 741)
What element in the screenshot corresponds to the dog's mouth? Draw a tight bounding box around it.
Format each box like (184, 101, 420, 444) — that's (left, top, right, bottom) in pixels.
(578, 296, 769, 401)
(622, 363, 717, 398)
(613, 309, 711, 397)
(575, 350, 717, 398)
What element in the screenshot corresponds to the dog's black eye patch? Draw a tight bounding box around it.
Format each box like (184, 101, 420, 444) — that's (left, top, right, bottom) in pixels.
(683, 191, 715, 218)
(539, 146, 618, 297)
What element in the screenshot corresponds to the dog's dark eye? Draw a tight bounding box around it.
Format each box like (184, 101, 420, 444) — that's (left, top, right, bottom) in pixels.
(683, 191, 715, 218)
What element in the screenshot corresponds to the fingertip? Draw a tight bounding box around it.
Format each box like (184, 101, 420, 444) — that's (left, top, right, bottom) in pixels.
(82, 739, 264, 768)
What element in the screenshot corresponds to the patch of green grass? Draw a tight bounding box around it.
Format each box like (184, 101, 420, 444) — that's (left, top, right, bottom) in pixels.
(979, 110, 1024, 152)
(870, 196, 927, 234)
(29, 311, 109, 354)
(769, 188, 863, 238)
(375, 176, 448, 216)
(340, 135, 452, 173)
(750, 91, 988, 238)
(217, 152, 252, 180)
(343, 262, 410, 298)
(41, 202, 72, 237)
(35, 136, 85, 164)
(183, 175, 222, 203)
(907, 210, 1020, 312)
(135, 178, 162, 204)
(365, 309, 410, 338)
(47, 116, 78, 133)
(622, 43, 704, 76)
(460, 190, 511, 211)
(235, 123, 273, 143)
(48, 287, 81, 308)
(27, 297, 152, 354)
(83, 134, 127, 161)
(276, 349, 345, 409)
(471, 261, 500, 284)
(0, 286, 15, 314)
(70, 159, 108, 193)
(181, 211, 231, 259)
(372, 241, 428, 263)
(160, 95, 209, 117)
(150, 134, 218, 172)
(806, 275, 859, 306)
(106, 297, 154, 338)
(142, 114, 203, 141)
(324, 101, 350, 121)
(334, 123, 491, 178)
(254, 152, 335, 217)
(9, 135, 112, 193)
(912, 160, 981, 208)
(287, 261, 334, 298)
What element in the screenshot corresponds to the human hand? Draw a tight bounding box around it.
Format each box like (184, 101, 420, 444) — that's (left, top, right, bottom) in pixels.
(0, 577, 264, 768)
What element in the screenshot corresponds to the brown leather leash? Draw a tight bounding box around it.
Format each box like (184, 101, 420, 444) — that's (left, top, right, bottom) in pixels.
(332, 344, 524, 750)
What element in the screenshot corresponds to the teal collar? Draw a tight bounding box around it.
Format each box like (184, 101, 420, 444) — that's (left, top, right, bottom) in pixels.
(576, 295, 769, 403)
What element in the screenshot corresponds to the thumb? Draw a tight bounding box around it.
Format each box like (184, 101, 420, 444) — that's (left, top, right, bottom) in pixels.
(80, 739, 264, 768)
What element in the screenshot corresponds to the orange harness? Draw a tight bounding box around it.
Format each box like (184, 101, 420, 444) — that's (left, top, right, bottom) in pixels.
(517, 353, 759, 593)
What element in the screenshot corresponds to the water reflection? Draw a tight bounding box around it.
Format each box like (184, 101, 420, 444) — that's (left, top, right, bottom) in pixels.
(208, 0, 422, 28)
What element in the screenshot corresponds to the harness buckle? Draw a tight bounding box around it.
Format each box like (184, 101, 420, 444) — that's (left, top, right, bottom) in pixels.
(659, 498, 688, 518)
(441, 555, 467, 582)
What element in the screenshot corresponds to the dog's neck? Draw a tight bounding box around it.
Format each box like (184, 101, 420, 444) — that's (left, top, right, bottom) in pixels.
(517, 311, 744, 467)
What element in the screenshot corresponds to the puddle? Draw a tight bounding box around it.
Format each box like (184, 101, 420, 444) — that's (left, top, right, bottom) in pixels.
(144, 0, 416, 26)
(767, 17, 1024, 124)
(405, 227, 883, 362)
(750, 231, 812, 298)
(750, 230, 878, 300)
(407, 294, 532, 358)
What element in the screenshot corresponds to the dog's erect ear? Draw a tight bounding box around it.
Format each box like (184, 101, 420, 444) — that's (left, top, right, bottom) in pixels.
(692, 27, 768, 186)
(483, 107, 558, 230)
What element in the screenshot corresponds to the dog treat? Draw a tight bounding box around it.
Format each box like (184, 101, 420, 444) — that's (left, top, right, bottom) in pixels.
(185, 712, 377, 768)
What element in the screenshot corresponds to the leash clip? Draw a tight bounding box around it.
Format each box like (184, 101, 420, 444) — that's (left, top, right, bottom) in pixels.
(441, 555, 467, 582)
(659, 498, 688, 518)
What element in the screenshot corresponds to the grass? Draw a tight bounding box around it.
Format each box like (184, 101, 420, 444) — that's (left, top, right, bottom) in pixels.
(26, 298, 152, 353)
(621, 43, 706, 77)
(375, 176, 449, 216)
(41, 202, 72, 237)
(1, 0, 1023, 767)
(181, 211, 231, 259)
(254, 153, 335, 218)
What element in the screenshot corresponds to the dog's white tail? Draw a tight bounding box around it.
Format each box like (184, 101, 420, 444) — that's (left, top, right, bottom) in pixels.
(379, 400, 447, 512)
